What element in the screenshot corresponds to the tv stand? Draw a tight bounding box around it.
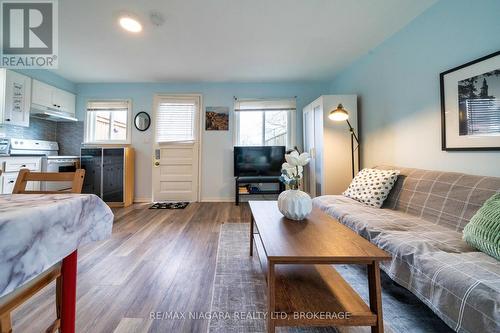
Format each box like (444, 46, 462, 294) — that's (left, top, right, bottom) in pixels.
(235, 176, 284, 206)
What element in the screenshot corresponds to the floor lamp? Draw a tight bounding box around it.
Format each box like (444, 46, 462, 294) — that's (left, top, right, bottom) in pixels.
(328, 104, 360, 178)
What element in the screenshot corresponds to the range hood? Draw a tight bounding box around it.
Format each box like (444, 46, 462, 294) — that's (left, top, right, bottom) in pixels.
(31, 104, 78, 122)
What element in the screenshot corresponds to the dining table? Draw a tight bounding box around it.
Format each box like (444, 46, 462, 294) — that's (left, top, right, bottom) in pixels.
(0, 193, 114, 333)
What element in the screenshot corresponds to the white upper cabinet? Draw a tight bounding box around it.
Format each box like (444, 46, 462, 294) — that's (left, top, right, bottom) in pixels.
(32, 79, 76, 116)
(31, 80, 53, 108)
(0, 69, 32, 127)
(52, 88, 76, 114)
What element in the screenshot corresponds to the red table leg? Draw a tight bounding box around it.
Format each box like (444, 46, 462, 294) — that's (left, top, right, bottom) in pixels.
(60, 250, 78, 333)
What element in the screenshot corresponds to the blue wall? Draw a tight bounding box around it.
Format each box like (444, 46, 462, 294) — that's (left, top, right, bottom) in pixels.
(76, 81, 328, 200)
(16, 69, 76, 93)
(329, 0, 500, 176)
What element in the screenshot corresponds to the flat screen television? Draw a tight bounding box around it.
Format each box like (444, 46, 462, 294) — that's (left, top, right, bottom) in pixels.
(234, 146, 285, 177)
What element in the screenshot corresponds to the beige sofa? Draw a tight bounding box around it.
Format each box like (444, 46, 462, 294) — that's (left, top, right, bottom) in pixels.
(313, 166, 500, 333)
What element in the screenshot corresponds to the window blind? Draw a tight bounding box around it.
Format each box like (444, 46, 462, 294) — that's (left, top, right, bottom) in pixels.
(87, 100, 130, 112)
(234, 98, 296, 112)
(156, 100, 196, 142)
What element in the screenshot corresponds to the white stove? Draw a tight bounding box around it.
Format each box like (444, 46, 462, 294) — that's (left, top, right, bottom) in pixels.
(9, 138, 80, 191)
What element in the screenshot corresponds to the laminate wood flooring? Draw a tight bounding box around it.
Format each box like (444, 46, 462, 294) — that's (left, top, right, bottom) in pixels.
(11, 202, 251, 333)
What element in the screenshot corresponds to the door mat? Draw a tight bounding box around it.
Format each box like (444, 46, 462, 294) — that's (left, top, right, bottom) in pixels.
(149, 202, 189, 209)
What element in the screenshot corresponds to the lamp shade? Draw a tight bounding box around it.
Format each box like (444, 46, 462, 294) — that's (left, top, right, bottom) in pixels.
(328, 103, 349, 121)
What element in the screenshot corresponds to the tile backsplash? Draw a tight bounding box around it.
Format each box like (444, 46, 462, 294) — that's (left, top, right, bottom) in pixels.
(56, 121, 84, 155)
(0, 117, 84, 155)
(0, 117, 57, 141)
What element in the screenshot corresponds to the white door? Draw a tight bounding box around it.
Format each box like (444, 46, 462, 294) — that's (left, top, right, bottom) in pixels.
(152, 95, 201, 202)
(302, 104, 316, 197)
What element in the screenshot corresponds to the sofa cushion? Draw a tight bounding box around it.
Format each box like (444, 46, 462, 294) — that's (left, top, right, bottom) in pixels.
(313, 195, 500, 333)
(376, 166, 500, 232)
(343, 168, 400, 208)
(463, 193, 500, 260)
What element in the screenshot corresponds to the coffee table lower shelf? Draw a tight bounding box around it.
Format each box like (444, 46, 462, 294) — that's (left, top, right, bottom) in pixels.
(253, 233, 380, 332)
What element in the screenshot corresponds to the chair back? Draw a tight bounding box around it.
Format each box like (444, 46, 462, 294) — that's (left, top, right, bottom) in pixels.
(12, 169, 86, 194)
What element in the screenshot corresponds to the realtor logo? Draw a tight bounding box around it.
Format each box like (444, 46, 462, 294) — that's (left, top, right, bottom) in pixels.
(0, 0, 58, 68)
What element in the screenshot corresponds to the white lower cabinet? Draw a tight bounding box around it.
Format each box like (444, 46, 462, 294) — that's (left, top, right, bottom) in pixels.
(0, 156, 42, 194)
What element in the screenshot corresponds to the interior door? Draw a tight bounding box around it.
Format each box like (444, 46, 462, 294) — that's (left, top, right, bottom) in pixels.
(303, 105, 316, 197)
(152, 95, 201, 202)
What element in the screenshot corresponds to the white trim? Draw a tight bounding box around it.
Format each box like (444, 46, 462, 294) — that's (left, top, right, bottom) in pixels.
(84, 98, 132, 145)
(133, 197, 152, 203)
(201, 197, 235, 202)
(233, 108, 296, 149)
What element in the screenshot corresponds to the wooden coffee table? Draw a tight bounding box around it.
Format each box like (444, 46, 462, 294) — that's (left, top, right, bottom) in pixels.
(249, 201, 391, 333)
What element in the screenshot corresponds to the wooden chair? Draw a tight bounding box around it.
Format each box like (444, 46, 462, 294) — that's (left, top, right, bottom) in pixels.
(0, 169, 85, 333)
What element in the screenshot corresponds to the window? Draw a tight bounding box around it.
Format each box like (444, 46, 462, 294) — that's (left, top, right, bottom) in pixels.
(85, 100, 131, 143)
(234, 98, 296, 148)
(155, 96, 199, 143)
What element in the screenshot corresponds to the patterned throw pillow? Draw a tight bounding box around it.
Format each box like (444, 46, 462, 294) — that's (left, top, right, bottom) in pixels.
(343, 168, 400, 208)
(463, 193, 500, 260)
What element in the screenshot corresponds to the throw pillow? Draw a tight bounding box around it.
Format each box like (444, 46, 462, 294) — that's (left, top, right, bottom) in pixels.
(343, 168, 400, 208)
(463, 193, 500, 261)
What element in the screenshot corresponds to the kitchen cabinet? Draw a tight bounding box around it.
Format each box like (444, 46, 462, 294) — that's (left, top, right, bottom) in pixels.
(80, 147, 134, 207)
(31, 79, 76, 116)
(0, 156, 42, 194)
(0, 69, 32, 127)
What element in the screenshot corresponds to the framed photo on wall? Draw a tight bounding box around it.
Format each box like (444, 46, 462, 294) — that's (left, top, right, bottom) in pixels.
(205, 106, 229, 131)
(440, 50, 500, 150)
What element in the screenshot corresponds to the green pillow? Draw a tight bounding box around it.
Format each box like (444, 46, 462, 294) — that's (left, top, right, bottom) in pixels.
(463, 193, 500, 260)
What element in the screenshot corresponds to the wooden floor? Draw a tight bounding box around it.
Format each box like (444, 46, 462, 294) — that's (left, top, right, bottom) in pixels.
(12, 202, 251, 333)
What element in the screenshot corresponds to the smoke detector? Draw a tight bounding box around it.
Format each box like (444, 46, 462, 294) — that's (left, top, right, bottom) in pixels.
(150, 12, 165, 27)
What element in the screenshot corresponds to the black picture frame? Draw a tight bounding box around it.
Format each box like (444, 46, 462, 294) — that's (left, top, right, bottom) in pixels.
(440, 50, 500, 151)
(134, 111, 151, 131)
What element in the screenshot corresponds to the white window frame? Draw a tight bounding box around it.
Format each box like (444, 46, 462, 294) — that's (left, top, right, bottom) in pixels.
(233, 98, 296, 149)
(84, 99, 132, 145)
(153, 94, 202, 145)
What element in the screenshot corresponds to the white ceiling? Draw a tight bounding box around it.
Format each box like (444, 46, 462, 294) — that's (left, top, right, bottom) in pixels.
(54, 0, 436, 83)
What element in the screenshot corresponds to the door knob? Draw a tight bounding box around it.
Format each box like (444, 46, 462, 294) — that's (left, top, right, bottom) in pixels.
(154, 161, 160, 167)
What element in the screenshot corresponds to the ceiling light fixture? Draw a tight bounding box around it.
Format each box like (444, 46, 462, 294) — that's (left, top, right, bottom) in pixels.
(119, 16, 142, 33)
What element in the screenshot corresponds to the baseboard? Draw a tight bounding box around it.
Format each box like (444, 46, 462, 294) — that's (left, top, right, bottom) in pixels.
(134, 197, 152, 203)
(136, 197, 236, 203)
(201, 197, 235, 202)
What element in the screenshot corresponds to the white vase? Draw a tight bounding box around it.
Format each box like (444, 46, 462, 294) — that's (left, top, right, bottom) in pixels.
(277, 189, 312, 221)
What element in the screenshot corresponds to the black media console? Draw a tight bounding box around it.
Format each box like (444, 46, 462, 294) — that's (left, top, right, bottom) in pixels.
(235, 176, 285, 206)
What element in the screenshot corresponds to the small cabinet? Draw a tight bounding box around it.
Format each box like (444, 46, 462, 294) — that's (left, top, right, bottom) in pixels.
(32, 79, 76, 115)
(0, 156, 42, 194)
(0, 69, 32, 127)
(80, 148, 102, 196)
(80, 147, 134, 207)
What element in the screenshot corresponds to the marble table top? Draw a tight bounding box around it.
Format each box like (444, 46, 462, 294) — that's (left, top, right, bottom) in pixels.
(0, 193, 114, 298)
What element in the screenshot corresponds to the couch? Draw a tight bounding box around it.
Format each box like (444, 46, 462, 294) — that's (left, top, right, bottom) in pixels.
(312, 166, 500, 333)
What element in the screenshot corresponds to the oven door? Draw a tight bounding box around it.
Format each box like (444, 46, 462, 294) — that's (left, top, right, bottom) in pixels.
(42, 159, 78, 191)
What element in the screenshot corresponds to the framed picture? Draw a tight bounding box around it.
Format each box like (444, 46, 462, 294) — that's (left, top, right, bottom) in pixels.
(205, 106, 229, 131)
(440, 50, 500, 150)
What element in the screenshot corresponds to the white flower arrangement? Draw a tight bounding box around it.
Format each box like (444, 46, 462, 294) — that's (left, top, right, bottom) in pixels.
(279, 150, 310, 190)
